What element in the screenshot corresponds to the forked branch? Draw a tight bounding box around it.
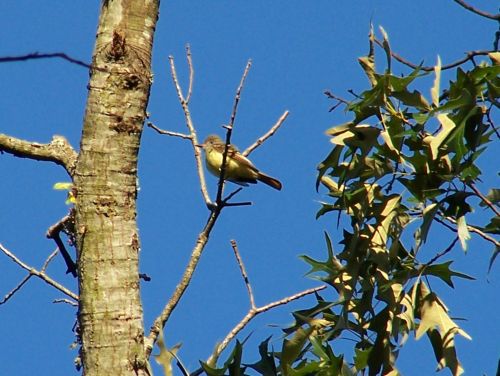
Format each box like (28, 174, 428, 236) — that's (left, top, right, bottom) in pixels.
(0, 243, 78, 302)
(205, 240, 327, 367)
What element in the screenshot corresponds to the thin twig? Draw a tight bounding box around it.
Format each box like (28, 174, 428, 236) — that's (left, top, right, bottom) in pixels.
(243, 110, 289, 157)
(230, 240, 256, 308)
(452, 0, 500, 20)
(324, 91, 351, 112)
(375, 38, 495, 72)
(206, 284, 327, 366)
(145, 209, 222, 358)
(228, 60, 252, 134)
(0, 52, 92, 69)
(468, 182, 500, 216)
(41, 249, 60, 272)
(435, 216, 500, 248)
(167, 51, 211, 205)
(0, 243, 78, 301)
(215, 60, 253, 206)
(147, 123, 191, 139)
(185, 44, 194, 103)
(423, 237, 459, 267)
(53, 298, 78, 307)
(0, 275, 32, 305)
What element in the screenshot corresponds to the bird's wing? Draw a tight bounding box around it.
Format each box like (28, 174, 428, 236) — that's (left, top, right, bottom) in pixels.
(229, 150, 259, 172)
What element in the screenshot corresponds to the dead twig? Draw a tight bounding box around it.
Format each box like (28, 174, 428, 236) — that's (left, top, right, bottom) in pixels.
(452, 0, 500, 21)
(0, 243, 78, 301)
(468, 182, 500, 216)
(147, 123, 191, 140)
(243, 110, 289, 157)
(374, 39, 495, 72)
(46, 211, 77, 277)
(0, 52, 91, 69)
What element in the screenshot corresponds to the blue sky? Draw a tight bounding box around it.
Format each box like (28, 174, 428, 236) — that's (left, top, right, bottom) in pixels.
(1, 1, 498, 375)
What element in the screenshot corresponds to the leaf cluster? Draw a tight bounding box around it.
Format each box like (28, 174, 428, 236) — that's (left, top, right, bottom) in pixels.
(206, 30, 498, 376)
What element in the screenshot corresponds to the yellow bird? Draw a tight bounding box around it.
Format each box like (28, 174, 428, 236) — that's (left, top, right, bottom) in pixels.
(201, 134, 282, 190)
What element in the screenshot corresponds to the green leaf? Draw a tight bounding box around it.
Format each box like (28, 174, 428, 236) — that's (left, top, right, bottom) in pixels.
(392, 89, 430, 110)
(246, 337, 277, 376)
(488, 246, 499, 273)
(317, 145, 344, 191)
(416, 203, 440, 250)
(280, 327, 314, 375)
(421, 261, 474, 288)
(354, 347, 371, 371)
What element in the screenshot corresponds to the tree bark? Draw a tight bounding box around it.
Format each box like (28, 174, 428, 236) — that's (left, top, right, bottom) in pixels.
(73, 1, 159, 375)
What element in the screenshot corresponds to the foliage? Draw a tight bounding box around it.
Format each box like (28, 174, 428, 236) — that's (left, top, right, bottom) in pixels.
(213, 29, 499, 376)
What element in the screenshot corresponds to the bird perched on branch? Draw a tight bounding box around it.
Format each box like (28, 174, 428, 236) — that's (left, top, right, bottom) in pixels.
(201, 134, 282, 190)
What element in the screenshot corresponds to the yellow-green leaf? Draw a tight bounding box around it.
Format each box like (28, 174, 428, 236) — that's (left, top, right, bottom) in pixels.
(429, 113, 456, 160)
(416, 283, 471, 341)
(431, 56, 442, 107)
(53, 182, 73, 190)
(456, 216, 471, 251)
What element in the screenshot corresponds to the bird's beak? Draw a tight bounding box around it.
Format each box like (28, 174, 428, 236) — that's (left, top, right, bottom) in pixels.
(195, 143, 204, 149)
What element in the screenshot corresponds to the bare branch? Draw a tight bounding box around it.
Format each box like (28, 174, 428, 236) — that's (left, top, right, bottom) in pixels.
(145, 209, 222, 358)
(0, 52, 91, 69)
(0, 243, 78, 301)
(436, 216, 500, 248)
(147, 122, 191, 139)
(468, 182, 500, 216)
(53, 298, 78, 307)
(374, 39, 495, 72)
(228, 60, 252, 133)
(166, 52, 211, 205)
(185, 44, 194, 103)
(0, 274, 32, 305)
(215, 60, 253, 206)
(0, 134, 77, 176)
(452, 0, 500, 20)
(207, 284, 327, 366)
(243, 110, 289, 156)
(422, 237, 459, 267)
(230, 240, 256, 308)
(41, 248, 60, 272)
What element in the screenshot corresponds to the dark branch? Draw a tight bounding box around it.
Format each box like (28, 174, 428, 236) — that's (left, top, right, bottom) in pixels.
(375, 39, 495, 71)
(46, 212, 77, 277)
(0, 52, 91, 69)
(452, 0, 500, 20)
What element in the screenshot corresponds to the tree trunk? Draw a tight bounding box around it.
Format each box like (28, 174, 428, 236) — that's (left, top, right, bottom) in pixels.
(73, 1, 159, 375)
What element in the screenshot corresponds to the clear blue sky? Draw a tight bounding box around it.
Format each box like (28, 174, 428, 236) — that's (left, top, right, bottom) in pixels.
(1, 1, 498, 375)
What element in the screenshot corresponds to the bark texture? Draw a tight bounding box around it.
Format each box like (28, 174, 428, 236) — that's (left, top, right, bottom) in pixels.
(73, 1, 159, 375)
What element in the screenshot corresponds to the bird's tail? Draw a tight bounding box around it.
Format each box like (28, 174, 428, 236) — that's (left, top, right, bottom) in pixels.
(257, 172, 282, 190)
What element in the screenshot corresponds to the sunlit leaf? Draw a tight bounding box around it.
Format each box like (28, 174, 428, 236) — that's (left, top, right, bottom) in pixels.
(154, 331, 182, 376)
(416, 282, 471, 341)
(429, 113, 456, 160)
(53, 182, 73, 190)
(379, 26, 391, 72)
(431, 56, 442, 107)
(456, 216, 471, 251)
(421, 261, 474, 288)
